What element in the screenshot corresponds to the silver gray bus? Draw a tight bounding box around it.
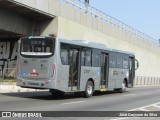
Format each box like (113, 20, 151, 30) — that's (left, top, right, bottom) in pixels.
(16, 36, 139, 97)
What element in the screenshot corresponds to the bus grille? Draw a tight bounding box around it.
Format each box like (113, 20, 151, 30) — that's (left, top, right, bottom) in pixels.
(28, 83, 39, 86)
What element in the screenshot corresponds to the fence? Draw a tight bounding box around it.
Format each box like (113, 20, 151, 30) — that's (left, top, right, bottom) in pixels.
(61, 0, 159, 47)
(134, 76, 160, 86)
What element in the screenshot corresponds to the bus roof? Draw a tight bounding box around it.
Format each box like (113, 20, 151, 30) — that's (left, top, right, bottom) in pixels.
(59, 39, 134, 56)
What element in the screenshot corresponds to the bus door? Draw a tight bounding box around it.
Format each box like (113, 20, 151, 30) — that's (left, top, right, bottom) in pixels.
(129, 56, 135, 87)
(100, 53, 109, 90)
(68, 47, 80, 91)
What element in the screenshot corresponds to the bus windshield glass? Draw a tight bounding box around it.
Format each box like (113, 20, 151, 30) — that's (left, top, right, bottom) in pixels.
(20, 37, 55, 57)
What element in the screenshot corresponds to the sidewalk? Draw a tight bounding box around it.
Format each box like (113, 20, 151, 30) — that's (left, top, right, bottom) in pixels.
(0, 83, 46, 93)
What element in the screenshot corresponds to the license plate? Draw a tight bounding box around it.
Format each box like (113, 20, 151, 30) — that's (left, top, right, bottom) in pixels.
(30, 73, 39, 77)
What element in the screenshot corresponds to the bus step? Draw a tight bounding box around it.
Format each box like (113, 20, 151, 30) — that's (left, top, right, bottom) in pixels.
(100, 88, 107, 92)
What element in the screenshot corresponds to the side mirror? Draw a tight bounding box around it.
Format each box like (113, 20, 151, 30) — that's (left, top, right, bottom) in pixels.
(135, 59, 139, 70)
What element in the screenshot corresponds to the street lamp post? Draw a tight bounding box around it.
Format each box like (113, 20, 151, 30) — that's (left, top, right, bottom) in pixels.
(85, 0, 89, 13)
(85, 0, 89, 4)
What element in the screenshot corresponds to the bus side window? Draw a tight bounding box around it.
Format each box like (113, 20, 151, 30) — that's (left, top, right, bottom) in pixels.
(117, 53, 123, 68)
(123, 56, 129, 69)
(81, 48, 91, 66)
(85, 49, 91, 66)
(109, 53, 117, 68)
(92, 50, 101, 67)
(60, 44, 69, 65)
(81, 50, 85, 66)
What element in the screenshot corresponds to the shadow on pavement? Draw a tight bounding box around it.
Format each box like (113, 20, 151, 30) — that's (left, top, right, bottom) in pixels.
(1, 90, 130, 100)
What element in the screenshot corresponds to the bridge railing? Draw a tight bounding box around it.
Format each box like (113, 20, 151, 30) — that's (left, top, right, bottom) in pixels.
(135, 76, 160, 86)
(61, 0, 159, 47)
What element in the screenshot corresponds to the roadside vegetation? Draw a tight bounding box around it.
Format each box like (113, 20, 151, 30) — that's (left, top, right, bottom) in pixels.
(0, 78, 16, 84)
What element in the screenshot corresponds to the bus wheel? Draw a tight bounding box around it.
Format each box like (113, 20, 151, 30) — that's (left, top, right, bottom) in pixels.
(119, 80, 126, 93)
(84, 81, 94, 98)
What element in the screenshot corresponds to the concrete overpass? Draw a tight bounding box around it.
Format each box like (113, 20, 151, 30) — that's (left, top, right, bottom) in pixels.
(0, 0, 54, 37)
(0, 0, 54, 76)
(0, 0, 160, 79)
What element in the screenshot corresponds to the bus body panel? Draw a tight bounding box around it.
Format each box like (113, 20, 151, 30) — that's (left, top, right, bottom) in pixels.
(113, 68, 129, 89)
(17, 37, 56, 89)
(108, 68, 129, 90)
(21, 58, 50, 79)
(80, 66, 100, 91)
(55, 64, 69, 92)
(108, 68, 116, 90)
(16, 36, 137, 94)
(17, 55, 55, 89)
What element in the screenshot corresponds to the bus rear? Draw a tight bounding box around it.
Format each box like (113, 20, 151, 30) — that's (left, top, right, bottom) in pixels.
(16, 36, 56, 89)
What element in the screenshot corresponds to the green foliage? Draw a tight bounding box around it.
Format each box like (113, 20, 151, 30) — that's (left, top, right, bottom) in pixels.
(0, 79, 16, 84)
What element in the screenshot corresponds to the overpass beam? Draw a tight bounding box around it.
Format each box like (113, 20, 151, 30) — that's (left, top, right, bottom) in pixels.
(0, 8, 34, 36)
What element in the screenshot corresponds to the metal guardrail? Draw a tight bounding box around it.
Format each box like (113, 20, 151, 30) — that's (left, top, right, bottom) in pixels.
(61, 0, 160, 47)
(135, 76, 160, 86)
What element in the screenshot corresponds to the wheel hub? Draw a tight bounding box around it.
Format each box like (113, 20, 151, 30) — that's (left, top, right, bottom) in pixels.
(87, 85, 92, 95)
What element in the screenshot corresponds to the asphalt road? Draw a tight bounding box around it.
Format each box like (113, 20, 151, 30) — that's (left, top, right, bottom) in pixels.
(0, 86, 160, 120)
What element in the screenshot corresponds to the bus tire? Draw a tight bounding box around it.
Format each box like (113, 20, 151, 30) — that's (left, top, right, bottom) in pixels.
(84, 81, 94, 98)
(119, 80, 126, 93)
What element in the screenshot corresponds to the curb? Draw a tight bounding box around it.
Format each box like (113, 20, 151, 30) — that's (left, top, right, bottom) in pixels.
(0, 84, 46, 93)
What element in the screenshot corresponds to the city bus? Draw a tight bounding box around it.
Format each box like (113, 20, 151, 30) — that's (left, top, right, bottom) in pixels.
(16, 36, 139, 98)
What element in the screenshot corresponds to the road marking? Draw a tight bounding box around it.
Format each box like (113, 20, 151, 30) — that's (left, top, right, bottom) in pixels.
(129, 101, 160, 111)
(152, 104, 160, 108)
(124, 94, 135, 96)
(111, 102, 160, 120)
(137, 108, 149, 111)
(109, 118, 129, 120)
(61, 101, 85, 105)
(129, 107, 147, 111)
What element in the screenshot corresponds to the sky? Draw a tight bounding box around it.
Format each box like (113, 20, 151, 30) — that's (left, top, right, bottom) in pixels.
(89, 0, 160, 41)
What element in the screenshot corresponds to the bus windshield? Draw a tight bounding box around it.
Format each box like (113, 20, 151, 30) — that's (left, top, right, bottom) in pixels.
(20, 37, 55, 57)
